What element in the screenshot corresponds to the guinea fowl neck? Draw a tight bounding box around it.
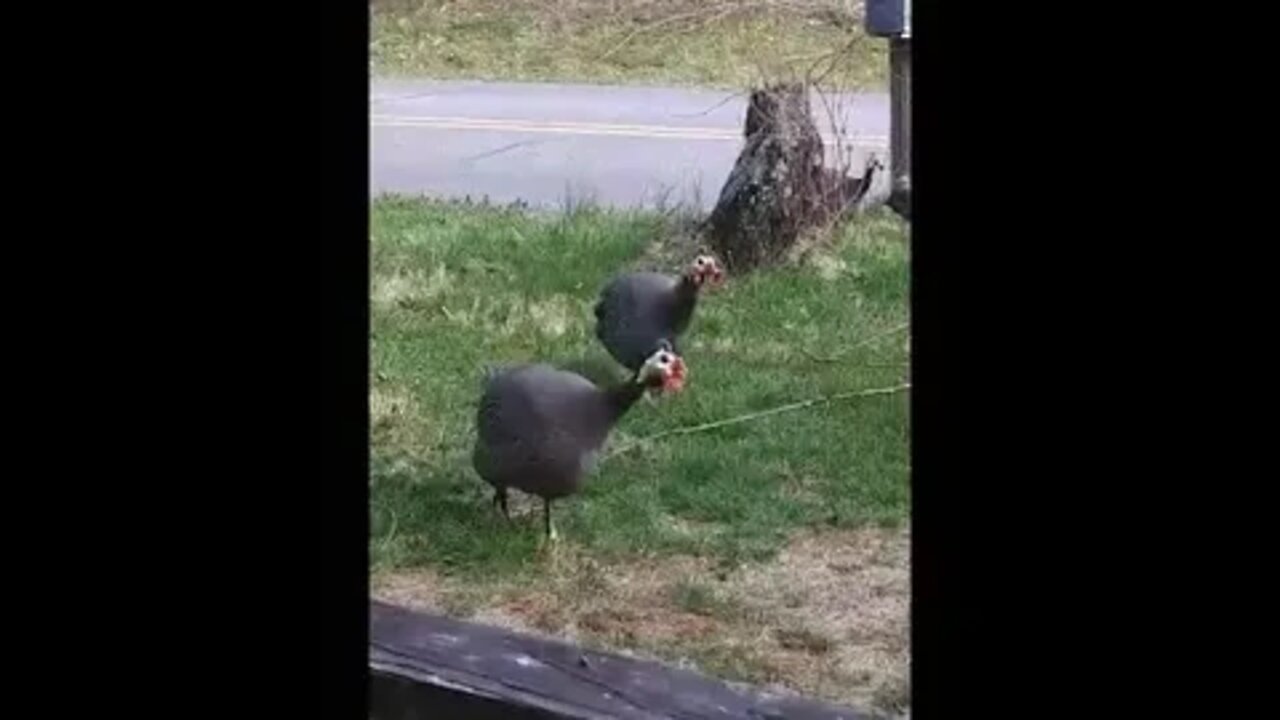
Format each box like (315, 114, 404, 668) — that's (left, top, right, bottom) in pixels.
(603, 377, 648, 422)
(673, 274, 702, 323)
(676, 273, 702, 302)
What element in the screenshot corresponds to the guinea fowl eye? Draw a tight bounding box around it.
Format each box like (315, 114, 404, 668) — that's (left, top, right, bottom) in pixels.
(658, 353, 671, 364)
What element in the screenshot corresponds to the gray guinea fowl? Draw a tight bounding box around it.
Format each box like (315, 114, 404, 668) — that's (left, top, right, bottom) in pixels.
(593, 254, 724, 372)
(472, 346, 687, 541)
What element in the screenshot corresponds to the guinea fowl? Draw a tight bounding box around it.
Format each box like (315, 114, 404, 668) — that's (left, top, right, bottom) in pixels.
(473, 346, 687, 541)
(849, 155, 884, 207)
(593, 254, 724, 372)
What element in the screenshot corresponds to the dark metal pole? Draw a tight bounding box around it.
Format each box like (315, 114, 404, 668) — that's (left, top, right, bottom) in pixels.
(888, 36, 911, 220)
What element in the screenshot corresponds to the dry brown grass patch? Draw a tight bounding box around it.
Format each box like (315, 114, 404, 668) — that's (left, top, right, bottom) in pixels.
(369, 385, 412, 427)
(371, 523, 909, 713)
(371, 568, 447, 611)
(370, 384, 439, 455)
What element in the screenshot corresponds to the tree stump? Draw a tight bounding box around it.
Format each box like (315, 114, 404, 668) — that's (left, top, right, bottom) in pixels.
(704, 83, 856, 272)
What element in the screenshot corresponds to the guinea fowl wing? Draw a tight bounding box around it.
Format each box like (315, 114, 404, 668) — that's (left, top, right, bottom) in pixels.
(474, 366, 610, 499)
(596, 272, 681, 370)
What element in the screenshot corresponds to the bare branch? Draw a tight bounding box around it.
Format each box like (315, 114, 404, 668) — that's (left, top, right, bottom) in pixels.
(673, 88, 752, 118)
(805, 31, 864, 87)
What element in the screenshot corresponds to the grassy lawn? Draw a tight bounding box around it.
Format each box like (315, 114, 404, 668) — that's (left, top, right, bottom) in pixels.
(369, 197, 910, 713)
(371, 0, 888, 90)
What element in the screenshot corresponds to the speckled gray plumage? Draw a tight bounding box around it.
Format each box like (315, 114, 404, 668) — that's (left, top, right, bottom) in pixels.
(472, 364, 640, 503)
(593, 271, 698, 372)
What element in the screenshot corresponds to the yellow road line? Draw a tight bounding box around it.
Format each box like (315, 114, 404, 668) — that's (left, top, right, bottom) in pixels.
(369, 114, 889, 146)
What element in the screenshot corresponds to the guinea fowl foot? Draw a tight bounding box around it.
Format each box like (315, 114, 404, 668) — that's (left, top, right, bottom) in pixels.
(541, 499, 560, 545)
(492, 488, 511, 521)
(537, 523, 562, 561)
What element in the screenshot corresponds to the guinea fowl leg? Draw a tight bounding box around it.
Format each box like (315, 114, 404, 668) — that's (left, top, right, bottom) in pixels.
(543, 499, 559, 542)
(492, 487, 510, 521)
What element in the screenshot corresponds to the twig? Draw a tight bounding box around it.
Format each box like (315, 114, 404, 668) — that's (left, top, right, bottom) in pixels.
(812, 81, 856, 220)
(673, 88, 752, 118)
(595, 4, 736, 62)
(605, 383, 910, 459)
(784, 27, 864, 71)
(802, 321, 909, 363)
(688, 5, 739, 34)
(805, 32, 864, 87)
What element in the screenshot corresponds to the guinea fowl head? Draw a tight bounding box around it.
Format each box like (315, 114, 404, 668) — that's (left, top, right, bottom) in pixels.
(685, 253, 725, 289)
(635, 342, 686, 394)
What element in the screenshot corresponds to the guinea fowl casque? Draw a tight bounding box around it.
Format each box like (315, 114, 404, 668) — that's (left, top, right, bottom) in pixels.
(593, 254, 724, 373)
(472, 346, 687, 541)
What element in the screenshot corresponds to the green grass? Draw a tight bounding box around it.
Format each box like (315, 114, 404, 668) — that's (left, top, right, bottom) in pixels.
(370, 196, 910, 580)
(371, 0, 887, 90)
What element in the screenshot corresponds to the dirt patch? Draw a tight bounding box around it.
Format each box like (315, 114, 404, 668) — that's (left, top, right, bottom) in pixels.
(733, 525, 911, 712)
(371, 524, 909, 714)
(371, 568, 446, 611)
(370, 386, 415, 426)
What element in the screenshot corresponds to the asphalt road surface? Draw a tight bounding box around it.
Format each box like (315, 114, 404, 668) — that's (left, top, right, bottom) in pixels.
(371, 79, 891, 211)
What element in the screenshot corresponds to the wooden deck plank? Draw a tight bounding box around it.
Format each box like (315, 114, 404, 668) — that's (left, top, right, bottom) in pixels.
(370, 600, 877, 720)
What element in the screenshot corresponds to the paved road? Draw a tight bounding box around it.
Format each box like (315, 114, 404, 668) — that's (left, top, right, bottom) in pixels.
(371, 79, 892, 211)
